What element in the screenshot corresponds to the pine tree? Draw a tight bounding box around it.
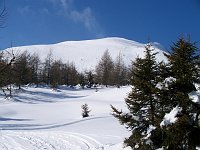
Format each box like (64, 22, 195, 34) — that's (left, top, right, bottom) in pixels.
(156, 62, 173, 117)
(81, 103, 91, 118)
(160, 37, 200, 150)
(111, 44, 159, 149)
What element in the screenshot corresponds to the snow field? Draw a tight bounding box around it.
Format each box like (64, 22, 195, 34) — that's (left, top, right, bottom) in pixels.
(0, 86, 132, 150)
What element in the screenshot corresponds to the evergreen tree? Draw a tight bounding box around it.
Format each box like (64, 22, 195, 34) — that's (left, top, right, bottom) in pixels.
(85, 70, 94, 88)
(111, 44, 159, 149)
(150, 62, 175, 148)
(155, 62, 173, 118)
(81, 103, 91, 118)
(160, 37, 200, 150)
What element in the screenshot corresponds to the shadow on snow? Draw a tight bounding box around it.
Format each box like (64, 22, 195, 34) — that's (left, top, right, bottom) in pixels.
(11, 88, 87, 104)
(0, 116, 111, 131)
(0, 117, 32, 121)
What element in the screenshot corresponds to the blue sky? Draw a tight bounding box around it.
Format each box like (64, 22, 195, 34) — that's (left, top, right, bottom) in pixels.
(0, 0, 200, 50)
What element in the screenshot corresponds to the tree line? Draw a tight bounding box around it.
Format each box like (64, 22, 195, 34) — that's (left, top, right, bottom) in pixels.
(0, 48, 131, 95)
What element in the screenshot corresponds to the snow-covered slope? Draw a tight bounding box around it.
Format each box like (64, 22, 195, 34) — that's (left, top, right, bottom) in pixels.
(0, 86, 132, 150)
(4, 37, 167, 71)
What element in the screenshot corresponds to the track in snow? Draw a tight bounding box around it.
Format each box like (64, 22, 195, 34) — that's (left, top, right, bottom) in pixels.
(0, 131, 105, 150)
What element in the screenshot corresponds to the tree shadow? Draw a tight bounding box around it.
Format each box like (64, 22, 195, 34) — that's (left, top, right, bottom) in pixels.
(12, 89, 87, 104)
(0, 117, 32, 121)
(0, 116, 111, 130)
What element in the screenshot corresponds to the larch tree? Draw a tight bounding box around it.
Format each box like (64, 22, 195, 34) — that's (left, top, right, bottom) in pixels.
(95, 49, 114, 86)
(50, 60, 63, 88)
(13, 51, 31, 89)
(0, 0, 16, 96)
(113, 52, 127, 87)
(42, 50, 53, 85)
(29, 53, 40, 86)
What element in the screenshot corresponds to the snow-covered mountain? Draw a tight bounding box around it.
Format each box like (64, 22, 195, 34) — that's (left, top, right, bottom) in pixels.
(4, 37, 167, 71)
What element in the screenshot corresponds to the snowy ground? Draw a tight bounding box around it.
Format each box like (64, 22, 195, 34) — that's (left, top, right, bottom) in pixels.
(0, 85, 132, 150)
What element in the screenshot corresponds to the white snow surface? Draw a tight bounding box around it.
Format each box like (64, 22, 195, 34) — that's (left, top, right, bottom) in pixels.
(4, 37, 167, 72)
(0, 86, 132, 150)
(156, 77, 176, 90)
(188, 90, 200, 104)
(160, 106, 182, 127)
(144, 125, 156, 140)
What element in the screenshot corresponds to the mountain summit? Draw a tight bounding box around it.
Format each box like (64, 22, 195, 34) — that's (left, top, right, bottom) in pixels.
(5, 37, 167, 71)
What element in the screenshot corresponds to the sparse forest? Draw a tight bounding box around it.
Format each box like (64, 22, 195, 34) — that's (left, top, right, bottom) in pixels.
(0, 47, 131, 97)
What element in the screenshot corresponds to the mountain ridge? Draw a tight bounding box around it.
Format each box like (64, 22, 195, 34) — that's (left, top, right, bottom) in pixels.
(4, 37, 167, 72)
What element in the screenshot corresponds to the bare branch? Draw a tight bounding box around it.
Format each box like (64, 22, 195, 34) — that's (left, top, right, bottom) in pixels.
(0, 0, 7, 28)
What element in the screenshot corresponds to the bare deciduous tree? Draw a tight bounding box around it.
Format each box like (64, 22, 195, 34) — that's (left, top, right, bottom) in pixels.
(0, 0, 7, 28)
(95, 50, 114, 87)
